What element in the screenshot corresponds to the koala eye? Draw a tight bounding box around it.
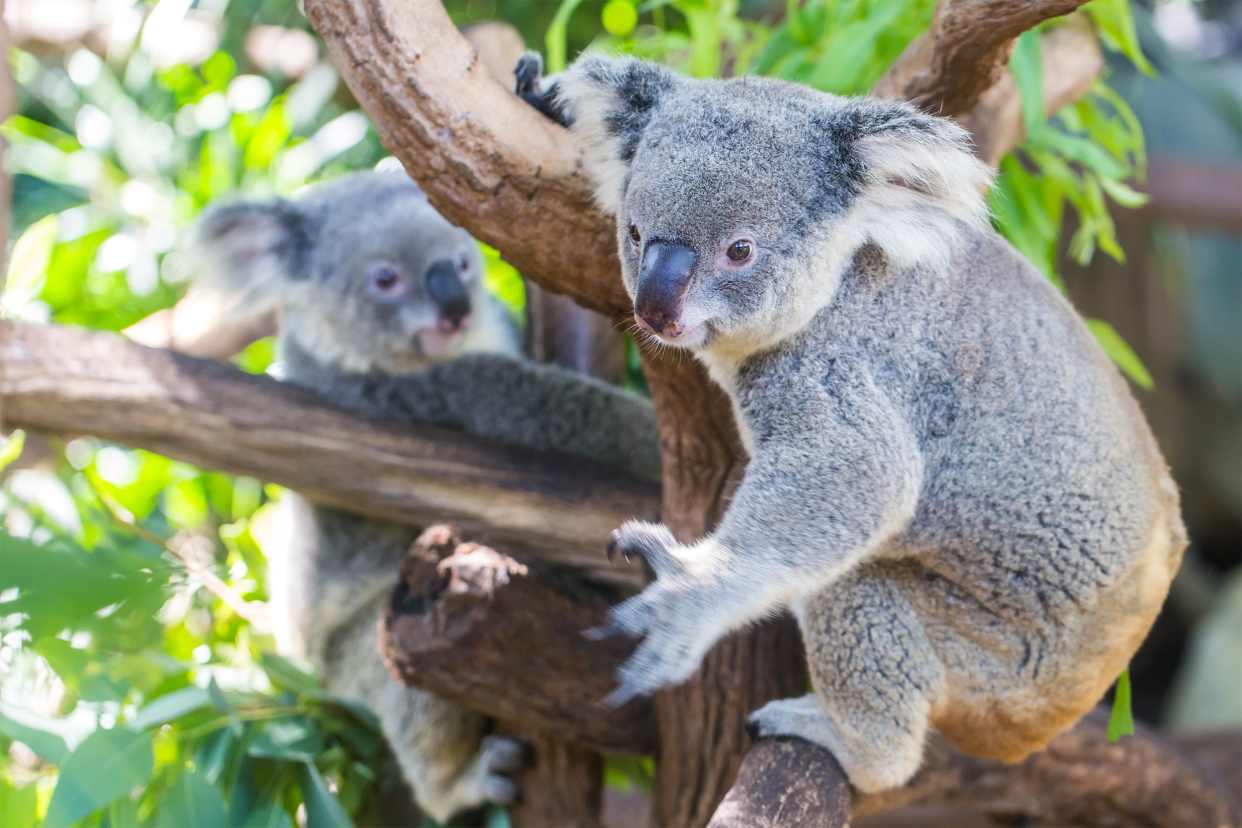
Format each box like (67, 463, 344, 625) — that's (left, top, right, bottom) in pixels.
(628, 222, 641, 247)
(726, 239, 754, 264)
(368, 264, 405, 297)
(456, 252, 470, 274)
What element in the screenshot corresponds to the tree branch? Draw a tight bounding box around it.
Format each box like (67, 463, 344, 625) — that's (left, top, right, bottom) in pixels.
(0, 321, 654, 588)
(377, 525, 655, 755)
(872, 0, 1092, 118)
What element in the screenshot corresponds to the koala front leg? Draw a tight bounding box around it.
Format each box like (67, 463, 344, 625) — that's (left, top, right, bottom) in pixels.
(750, 569, 945, 793)
(598, 374, 923, 704)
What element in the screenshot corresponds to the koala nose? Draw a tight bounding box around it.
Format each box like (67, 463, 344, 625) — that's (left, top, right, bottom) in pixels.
(425, 259, 472, 331)
(635, 241, 696, 338)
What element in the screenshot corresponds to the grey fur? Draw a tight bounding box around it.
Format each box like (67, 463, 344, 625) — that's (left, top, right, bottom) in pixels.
(544, 54, 1186, 791)
(194, 171, 660, 820)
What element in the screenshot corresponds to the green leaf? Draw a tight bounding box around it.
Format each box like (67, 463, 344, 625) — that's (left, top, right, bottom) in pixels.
(0, 706, 69, 764)
(1098, 175, 1149, 209)
(1107, 667, 1136, 741)
(131, 686, 212, 730)
(1083, 0, 1154, 75)
(249, 718, 324, 761)
(0, 430, 26, 472)
(208, 676, 244, 736)
(157, 768, 226, 828)
(1085, 319, 1154, 390)
(261, 653, 321, 695)
(242, 804, 295, 828)
(1010, 31, 1046, 138)
(44, 727, 154, 828)
(298, 762, 355, 828)
(0, 778, 38, 828)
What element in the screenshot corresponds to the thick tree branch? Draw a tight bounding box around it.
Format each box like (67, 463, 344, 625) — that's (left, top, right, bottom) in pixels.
(873, 0, 1092, 118)
(0, 321, 654, 587)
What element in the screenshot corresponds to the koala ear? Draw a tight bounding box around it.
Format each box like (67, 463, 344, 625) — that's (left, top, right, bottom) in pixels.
(843, 99, 994, 268)
(554, 53, 676, 215)
(192, 199, 316, 306)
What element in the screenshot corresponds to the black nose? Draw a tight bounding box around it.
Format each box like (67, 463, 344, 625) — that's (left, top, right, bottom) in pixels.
(635, 241, 696, 338)
(425, 259, 472, 329)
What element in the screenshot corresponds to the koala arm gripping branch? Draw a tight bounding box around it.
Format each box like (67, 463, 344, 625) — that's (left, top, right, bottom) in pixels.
(353, 353, 662, 482)
(600, 369, 923, 703)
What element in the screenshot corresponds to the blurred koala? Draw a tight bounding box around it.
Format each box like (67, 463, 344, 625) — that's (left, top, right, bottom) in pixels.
(194, 170, 660, 822)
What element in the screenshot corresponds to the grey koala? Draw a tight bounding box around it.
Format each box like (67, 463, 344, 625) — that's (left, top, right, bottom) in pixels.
(519, 53, 1187, 792)
(194, 170, 661, 821)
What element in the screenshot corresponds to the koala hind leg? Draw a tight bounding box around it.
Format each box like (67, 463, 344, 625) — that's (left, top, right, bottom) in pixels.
(750, 567, 945, 794)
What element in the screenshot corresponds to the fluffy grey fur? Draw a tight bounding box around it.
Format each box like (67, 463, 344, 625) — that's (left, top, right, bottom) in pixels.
(536, 53, 1186, 792)
(194, 171, 660, 820)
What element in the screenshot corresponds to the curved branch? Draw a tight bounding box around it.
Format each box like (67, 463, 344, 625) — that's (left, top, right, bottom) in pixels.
(873, 0, 1092, 117)
(302, 0, 625, 317)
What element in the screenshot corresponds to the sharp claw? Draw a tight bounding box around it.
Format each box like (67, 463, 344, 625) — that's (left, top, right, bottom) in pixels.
(583, 621, 624, 641)
(605, 530, 630, 565)
(601, 684, 640, 710)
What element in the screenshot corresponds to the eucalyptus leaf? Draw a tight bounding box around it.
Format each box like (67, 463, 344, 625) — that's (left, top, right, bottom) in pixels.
(0, 707, 69, 764)
(0, 778, 38, 828)
(262, 653, 322, 695)
(242, 804, 296, 828)
(157, 768, 227, 828)
(131, 686, 212, 730)
(249, 718, 324, 761)
(298, 762, 356, 828)
(44, 727, 154, 828)
(1085, 319, 1154, 390)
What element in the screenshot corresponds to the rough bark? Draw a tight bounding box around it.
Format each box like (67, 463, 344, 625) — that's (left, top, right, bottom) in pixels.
(378, 525, 655, 756)
(302, 0, 624, 317)
(957, 14, 1103, 167)
(715, 709, 1240, 828)
(872, 0, 1092, 118)
(497, 725, 604, 828)
(0, 321, 655, 587)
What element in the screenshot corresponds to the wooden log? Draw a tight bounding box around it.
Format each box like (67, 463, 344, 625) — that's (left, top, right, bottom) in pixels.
(710, 708, 1241, 828)
(377, 525, 656, 756)
(0, 321, 657, 586)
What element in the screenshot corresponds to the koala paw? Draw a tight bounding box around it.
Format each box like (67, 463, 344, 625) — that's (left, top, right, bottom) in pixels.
(589, 523, 723, 707)
(453, 735, 527, 811)
(749, 694, 840, 747)
(514, 51, 544, 97)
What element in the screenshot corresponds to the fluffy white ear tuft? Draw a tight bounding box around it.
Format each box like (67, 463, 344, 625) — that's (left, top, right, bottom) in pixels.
(191, 200, 314, 310)
(553, 53, 676, 215)
(848, 100, 994, 270)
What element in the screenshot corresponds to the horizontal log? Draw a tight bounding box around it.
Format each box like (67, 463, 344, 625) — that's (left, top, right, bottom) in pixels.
(378, 526, 654, 755)
(0, 321, 656, 587)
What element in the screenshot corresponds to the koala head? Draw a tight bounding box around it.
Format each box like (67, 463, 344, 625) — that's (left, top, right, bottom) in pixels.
(554, 55, 993, 356)
(194, 171, 505, 373)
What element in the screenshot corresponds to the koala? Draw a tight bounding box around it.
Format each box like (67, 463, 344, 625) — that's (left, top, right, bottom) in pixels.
(194, 170, 661, 821)
(518, 53, 1187, 793)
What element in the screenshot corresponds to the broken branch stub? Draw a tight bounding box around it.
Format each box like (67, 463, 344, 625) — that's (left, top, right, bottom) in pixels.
(378, 525, 656, 756)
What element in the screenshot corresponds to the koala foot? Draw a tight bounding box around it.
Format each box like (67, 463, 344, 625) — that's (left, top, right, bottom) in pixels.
(590, 522, 727, 707)
(514, 51, 568, 126)
(439, 735, 527, 819)
(749, 694, 924, 794)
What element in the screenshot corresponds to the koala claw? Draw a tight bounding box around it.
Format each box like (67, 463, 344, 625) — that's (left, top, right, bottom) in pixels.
(606, 522, 686, 578)
(605, 530, 631, 565)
